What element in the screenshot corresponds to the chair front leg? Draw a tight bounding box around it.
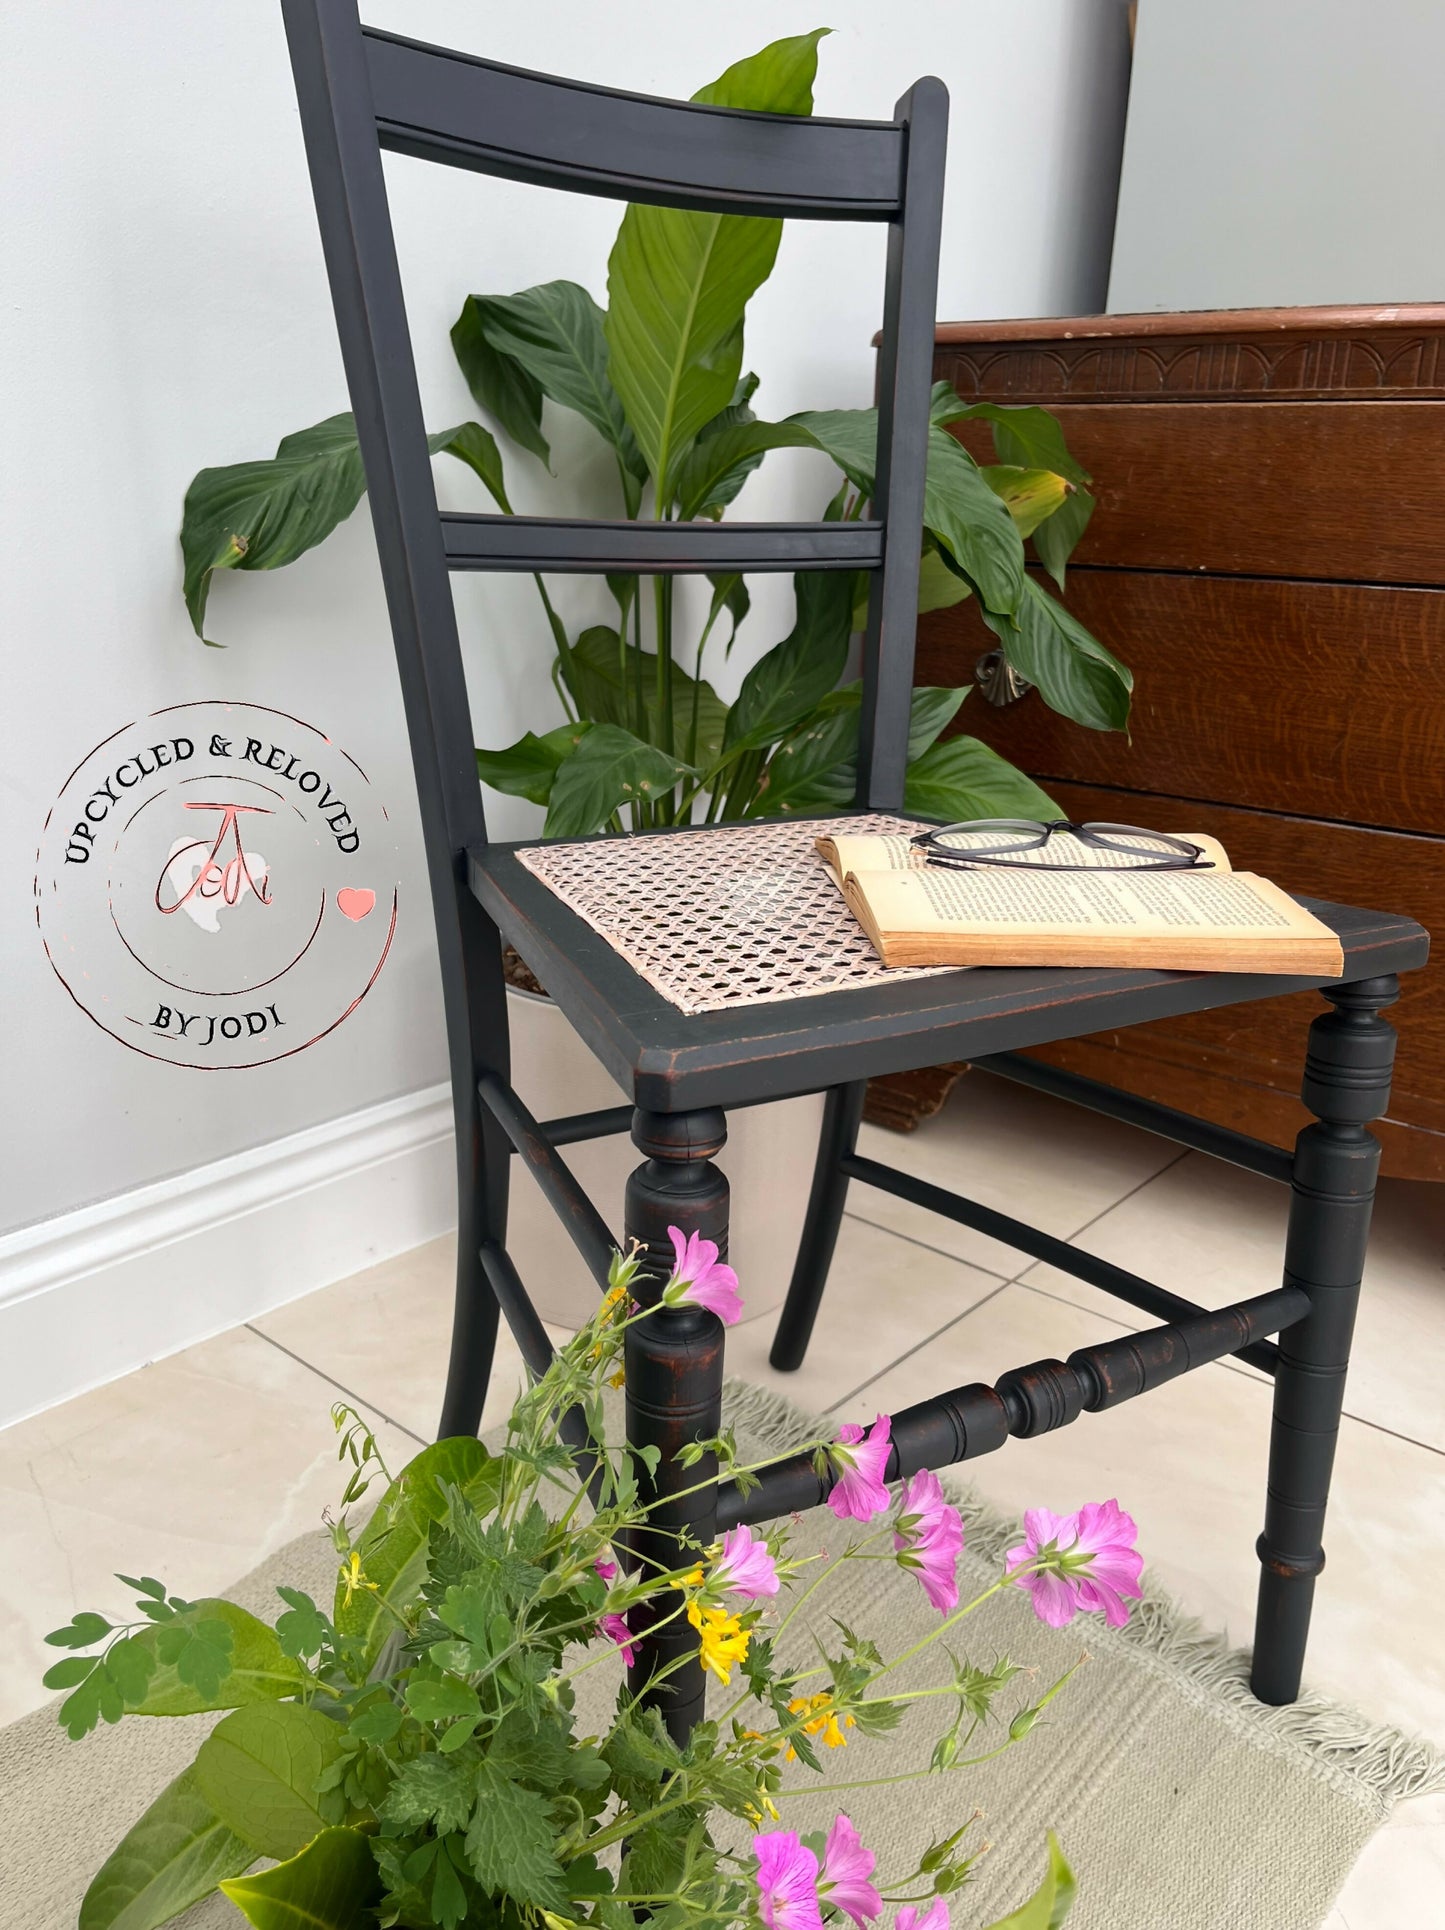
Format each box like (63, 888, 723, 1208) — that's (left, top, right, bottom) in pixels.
(1251, 975, 1398, 1705)
(624, 1107, 729, 1746)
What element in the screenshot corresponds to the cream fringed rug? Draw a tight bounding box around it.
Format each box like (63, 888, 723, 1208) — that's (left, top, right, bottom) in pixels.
(4, 1380, 1441, 1930)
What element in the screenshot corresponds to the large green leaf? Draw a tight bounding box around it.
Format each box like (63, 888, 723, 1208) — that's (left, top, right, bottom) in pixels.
(566, 623, 729, 768)
(903, 736, 1058, 821)
(181, 416, 509, 639)
(451, 296, 550, 466)
(981, 466, 1072, 539)
(476, 722, 593, 807)
(220, 1827, 380, 1930)
(544, 724, 696, 837)
(725, 569, 855, 753)
(755, 693, 861, 813)
(930, 390, 1091, 484)
(982, 574, 1132, 732)
(672, 415, 811, 520)
(787, 410, 1025, 616)
(335, 1437, 499, 1669)
(756, 684, 967, 816)
(978, 1833, 1076, 1930)
(128, 1599, 308, 1716)
(79, 1767, 254, 1930)
(181, 415, 365, 638)
(435, 420, 513, 514)
(906, 685, 969, 759)
(460, 281, 646, 509)
(1031, 484, 1095, 589)
(463, 1761, 569, 1912)
(676, 372, 764, 516)
(193, 1702, 345, 1860)
(604, 32, 826, 495)
(931, 387, 1095, 585)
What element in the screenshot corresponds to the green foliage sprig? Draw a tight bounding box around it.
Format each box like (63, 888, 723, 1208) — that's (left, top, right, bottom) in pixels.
(179, 30, 1130, 838)
(49, 1247, 1085, 1930)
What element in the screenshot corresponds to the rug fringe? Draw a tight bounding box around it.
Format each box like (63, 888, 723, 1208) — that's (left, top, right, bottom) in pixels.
(721, 1376, 1445, 1817)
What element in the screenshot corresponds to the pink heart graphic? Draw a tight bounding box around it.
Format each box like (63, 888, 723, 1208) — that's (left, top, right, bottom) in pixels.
(336, 887, 376, 922)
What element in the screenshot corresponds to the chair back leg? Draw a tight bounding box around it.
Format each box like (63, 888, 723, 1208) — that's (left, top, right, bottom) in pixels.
(770, 1080, 868, 1372)
(1250, 975, 1397, 1703)
(436, 885, 514, 1439)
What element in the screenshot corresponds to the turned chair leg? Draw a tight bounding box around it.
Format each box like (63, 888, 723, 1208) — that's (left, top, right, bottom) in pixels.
(623, 1107, 729, 1746)
(1251, 976, 1398, 1705)
(770, 1080, 868, 1373)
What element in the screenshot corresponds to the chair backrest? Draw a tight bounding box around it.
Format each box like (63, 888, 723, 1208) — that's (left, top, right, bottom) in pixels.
(281, 0, 948, 877)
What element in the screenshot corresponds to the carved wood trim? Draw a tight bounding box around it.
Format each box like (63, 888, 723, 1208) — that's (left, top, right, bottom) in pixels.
(930, 305, 1445, 402)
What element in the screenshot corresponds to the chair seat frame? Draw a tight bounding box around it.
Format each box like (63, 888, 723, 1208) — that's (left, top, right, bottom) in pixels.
(280, 0, 1429, 1748)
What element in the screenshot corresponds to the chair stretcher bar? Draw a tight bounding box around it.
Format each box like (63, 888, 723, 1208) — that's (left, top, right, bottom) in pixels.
(972, 1053, 1295, 1185)
(718, 1283, 1309, 1530)
(478, 1073, 619, 1289)
(839, 1150, 1282, 1374)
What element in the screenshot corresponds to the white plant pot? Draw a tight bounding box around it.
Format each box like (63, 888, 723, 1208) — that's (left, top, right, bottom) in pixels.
(504, 984, 826, 1331)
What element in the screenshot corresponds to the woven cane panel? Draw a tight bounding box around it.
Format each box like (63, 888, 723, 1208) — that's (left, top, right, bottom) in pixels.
(517, 816, 952, 1015)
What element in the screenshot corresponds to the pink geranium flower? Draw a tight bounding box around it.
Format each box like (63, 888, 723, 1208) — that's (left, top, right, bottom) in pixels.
(754, 1831, 824, 1930)
(594, 1554, 617, 1585)
(819, 1814, 882, 1927)
(896, 1903, 949, 1930)
(662, 1225, 744, 1325)
(598, 1610, 636, 1667)
(1005, 1499, 1143, 1629)
(711, 1524, 780, 1600)
(827, 1414, 893, 1522)
(893, 1467, 965, 1614)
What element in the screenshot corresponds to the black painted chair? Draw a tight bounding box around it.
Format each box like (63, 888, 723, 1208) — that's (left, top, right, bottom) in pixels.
(282, 0, 1428, 1738)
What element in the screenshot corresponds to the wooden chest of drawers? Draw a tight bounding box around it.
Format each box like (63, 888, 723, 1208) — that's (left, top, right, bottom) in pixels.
(911, 304, 1445, 1179)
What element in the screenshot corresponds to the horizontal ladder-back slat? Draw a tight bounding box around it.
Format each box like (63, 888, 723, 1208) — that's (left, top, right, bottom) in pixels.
(441, 515, 883, 574)
(364, 29, 904, 218)
(718, 1284, 1310, 1529)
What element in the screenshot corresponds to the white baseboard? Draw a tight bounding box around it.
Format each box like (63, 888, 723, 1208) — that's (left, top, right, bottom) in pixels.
(0, 1085, 457, 1429)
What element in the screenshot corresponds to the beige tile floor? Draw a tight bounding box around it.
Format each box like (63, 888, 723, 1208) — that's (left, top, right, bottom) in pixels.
(2, 1070, 1441, 1923)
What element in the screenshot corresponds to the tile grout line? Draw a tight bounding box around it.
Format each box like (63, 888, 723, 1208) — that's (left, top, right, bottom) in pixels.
(831, 1147, 1194, 1410)
(244, 1323, 430, 1449)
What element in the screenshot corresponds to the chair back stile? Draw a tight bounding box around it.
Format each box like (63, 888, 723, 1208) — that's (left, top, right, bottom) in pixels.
(282, 0, 515, 1419)
(858, 77, 947, 808)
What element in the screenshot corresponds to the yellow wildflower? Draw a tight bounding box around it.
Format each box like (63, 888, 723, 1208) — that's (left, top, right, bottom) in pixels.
(607, 1367, 626, 1390)
(743, 1791, 780, 1825)
(784, 1692, 856, 1759)
(686, 1600, 750, 1685)
(338, 1549, 378, 1609)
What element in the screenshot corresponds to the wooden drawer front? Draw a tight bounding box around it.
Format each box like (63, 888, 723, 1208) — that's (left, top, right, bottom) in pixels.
(1034, 782, 1442, 1135)
(947, 402, 1445, 583)
(918, 573, 1445, 836)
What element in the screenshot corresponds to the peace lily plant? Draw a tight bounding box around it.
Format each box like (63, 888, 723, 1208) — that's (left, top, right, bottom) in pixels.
(47, 1237, 1143, 1930)
(179, 30, 1129, 836)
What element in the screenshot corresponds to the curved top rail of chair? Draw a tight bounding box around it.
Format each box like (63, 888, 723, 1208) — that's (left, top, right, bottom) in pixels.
(364, 27, 913, 218)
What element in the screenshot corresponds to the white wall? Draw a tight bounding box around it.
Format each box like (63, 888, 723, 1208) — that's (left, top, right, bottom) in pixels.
(1, 3, 1131, 1300)
(1109, 0, 1445, 312)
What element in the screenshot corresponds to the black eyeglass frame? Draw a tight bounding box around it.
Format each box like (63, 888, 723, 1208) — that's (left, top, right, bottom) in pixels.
(909, 818, 1213, 872)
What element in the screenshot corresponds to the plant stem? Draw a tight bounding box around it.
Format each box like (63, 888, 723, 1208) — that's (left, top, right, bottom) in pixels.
(532, 574, 579, 721)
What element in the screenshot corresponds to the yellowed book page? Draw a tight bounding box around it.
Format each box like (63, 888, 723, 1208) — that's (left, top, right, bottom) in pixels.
(843, 866, 1344, 975)
(815, 828, 1232, 882)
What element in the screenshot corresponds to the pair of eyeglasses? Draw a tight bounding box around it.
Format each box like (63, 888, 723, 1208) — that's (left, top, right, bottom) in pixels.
(909, 819, 1212, 872)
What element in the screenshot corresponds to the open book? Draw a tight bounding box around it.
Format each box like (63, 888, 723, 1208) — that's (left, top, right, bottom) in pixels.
(815, 828, 1344, 975)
